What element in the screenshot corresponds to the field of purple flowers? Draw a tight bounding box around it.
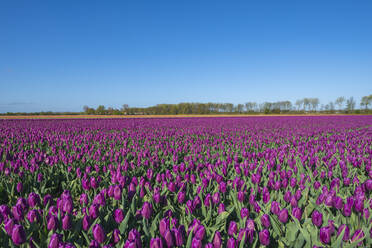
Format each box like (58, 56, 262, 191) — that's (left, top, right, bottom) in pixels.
(0, 116, 371, 248)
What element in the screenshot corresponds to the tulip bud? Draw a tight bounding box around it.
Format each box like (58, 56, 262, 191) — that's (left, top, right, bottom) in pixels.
(48, 233, 61, 248)
(337, 224, 350, 241)
(114, 208, 124, 223)
(261, 214, 271, 228)
(292, 207, 302, 221)
(114, 185, 122, 201)
(270, 201, 280, 215)
(173, 227, 184, 246)
(227, 237, 236, 248)
(164, 229, 174, 247)
(11, 224, 26, 245)
(319, 227, 331, 244)
(141, 202, 152, 219)
(4, 218, 15, 235)
(150, 237, 163, 248)
(93, 224, 106, 244)
(311, 210, 323, 227)
(195, 225, 205, 240)
(159, 218, 169, 237)
(278, 208, 288, 223)
(82, 214, 90, 231)
(213, 231, 222, 248)
(228, 221, 238, 236)
(16, 182, 23, 193)
(259, 229, 270, 246)
(177, 191, 185, 204)
(62, 214, 71, 230)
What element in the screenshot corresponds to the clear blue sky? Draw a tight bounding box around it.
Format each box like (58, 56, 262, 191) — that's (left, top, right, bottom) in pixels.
(1, 0, 371, 112)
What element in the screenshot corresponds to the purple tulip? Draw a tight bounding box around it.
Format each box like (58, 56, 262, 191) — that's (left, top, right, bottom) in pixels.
(191, 237, 202, 248)
(237, 191, 245, 202)
(150, 238, 163, 248)
(270, 201, 280, 215)
(261, 214, 271, 228)
(278, 208, 288, 223)
(212, 192, 220, 204)
(159, 218, 169, 237)
(177, 191, 185, 204)
(228, 221, 238, 236)
(141, 202, 152, 219)
(337, 224, 350, 241)
(227, 237, 236, 248)
(114, 208, 124, 223)
(351, 229, 364, 244)
(172, 227, 184, 246)
(292, 207, 302, 221)
(113, 185, 122, 200)
(62, 214, 71, 230)
(218, 203, 225, 214)
(240, 208, 249, 219)
(311, 210, 323, 227)
(213, 231, 222, 248)
(11, 224, 26, 245)
(93, 224, 106, 244)
(89, 204, 99, 219)
(4, 218, 15, 235)
(48, 233, 61, 248)
(343, 203, 352, 217)
(259, 229, 270, 246)
(319, 227, 331, 244)
(16, 182, 23, 193)
(28, 192, 40, 208)
(195, 225, 205, 240)
(82, 214, 91, 231)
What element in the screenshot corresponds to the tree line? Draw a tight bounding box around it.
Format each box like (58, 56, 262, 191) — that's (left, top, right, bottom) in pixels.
(81, 94, 372, 115)
(1, 94, 371, 116)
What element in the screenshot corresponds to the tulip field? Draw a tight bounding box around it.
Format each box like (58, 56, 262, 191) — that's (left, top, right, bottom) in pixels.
(0, 116, 371, 248)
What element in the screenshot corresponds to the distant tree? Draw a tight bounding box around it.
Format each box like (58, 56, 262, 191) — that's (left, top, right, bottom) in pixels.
(360, 94, 372, 110)
(96, 105, 106, 115)
(295, 99, 304, 111)
(83, 105, 95, 115)
(346, 97, 356, 113)
(226, 103, 234, 113)
(335, 97, 345, 111)
(303, 98, 311, 111)
(121, 104, 129, 114)
(329, 102, 335, 112)
(245, 102, 257, 112)
(236, 104, 244, 113)
(310, 98, 319, 111)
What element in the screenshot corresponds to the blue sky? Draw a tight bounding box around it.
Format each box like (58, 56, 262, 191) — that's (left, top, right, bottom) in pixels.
(1, 0, 371, 112)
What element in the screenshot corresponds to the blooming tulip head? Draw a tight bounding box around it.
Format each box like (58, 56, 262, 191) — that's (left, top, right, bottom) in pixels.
(259, 229, 270, 246)
(11, 224, 26, 245)
(93, 224, 105, 244)
(311, 210, 323, 227)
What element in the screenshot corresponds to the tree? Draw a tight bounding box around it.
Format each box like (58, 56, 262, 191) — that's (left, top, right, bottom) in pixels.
(310, 98, 319, 111)
(121, 104, 129, 114)
(295, 99, 303, 111)
(303, 98, 310, 111)
(346, 97, 356, 113)
(236, 104, 244, 113)
(245, 102, 257, 112)
(335, 97, 345, 111)
(83, 105, 95, 115)
(329, 102, 335, 113)
(96, 105, 106, 115)
(360, 94, 372, 110)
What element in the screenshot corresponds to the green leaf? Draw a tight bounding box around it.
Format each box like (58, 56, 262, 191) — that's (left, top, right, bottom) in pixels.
(119, 209, 131, 234)
(186, 227, 194, 248)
